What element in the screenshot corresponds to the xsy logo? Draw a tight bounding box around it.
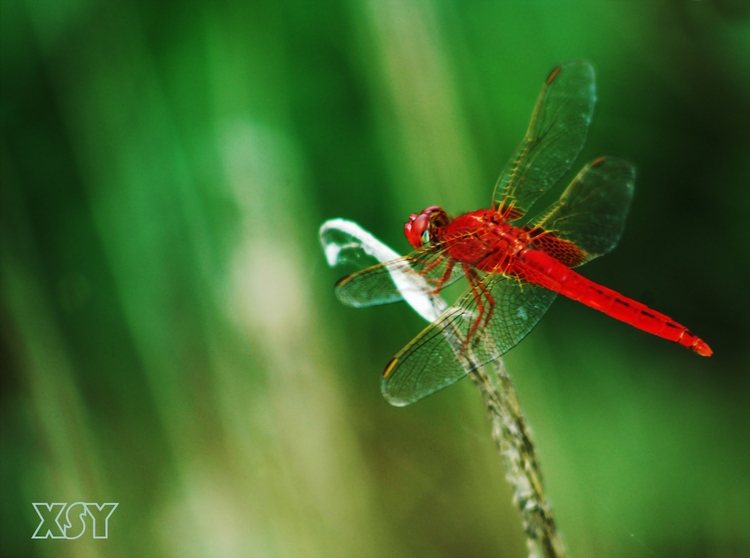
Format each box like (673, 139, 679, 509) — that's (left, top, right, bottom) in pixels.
(32, 502, 118, 539)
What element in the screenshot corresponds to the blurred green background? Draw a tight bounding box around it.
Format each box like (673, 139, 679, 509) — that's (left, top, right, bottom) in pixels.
(1, 1, 749, 557)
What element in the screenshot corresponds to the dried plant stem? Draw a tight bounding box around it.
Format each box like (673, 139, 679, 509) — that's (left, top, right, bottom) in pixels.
(469, 360, 566, 558)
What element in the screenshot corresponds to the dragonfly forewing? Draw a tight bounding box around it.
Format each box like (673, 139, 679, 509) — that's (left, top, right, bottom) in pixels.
(335, 248, 465, 308)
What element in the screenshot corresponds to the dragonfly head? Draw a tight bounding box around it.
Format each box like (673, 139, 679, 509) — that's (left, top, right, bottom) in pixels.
(404, 206, 449, 249)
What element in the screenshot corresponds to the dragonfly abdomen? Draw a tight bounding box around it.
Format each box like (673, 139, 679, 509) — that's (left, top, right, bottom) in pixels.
(520, 249, 712, 356)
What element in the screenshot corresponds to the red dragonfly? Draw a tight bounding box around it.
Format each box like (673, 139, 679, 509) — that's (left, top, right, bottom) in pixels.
(334, 61, 712, 406)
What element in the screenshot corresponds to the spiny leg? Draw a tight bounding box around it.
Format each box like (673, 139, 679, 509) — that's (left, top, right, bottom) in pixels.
(420, 252, 445, 275)
(428, 258, 456, 295)
(473, 255, 501, 329)
(417, 252, 448, 290)
(463, 265, 489, 351)
(478, 273, 495, 328)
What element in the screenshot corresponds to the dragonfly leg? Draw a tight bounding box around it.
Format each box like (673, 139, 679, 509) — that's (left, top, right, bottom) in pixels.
(427, 258, 456, 295)
(417, 253, 447, 289)
(480, 277, 495, 328)
(462, 265, 494, 351)
(420, 252, 444, 276)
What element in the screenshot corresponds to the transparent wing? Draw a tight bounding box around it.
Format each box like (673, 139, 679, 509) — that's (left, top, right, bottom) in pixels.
(493, 61, 596, 217)
(335, 247, 465, 308)
(382, 270, 557, 406)
(527, 156, 635, 267)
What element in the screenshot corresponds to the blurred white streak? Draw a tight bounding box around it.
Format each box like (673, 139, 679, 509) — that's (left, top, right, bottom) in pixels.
(218, 121, 382, 556)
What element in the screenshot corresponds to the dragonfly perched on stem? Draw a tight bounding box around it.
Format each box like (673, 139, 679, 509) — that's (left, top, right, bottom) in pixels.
(319, 218, 566, 557)
(333, 60, 712, 406)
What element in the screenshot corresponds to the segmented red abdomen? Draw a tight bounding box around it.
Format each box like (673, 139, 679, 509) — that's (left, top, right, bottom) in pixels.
(518, 249, 712, 356)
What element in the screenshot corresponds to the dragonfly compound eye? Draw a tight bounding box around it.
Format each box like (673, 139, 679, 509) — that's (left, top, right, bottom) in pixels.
(405, 213, 430, 249)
